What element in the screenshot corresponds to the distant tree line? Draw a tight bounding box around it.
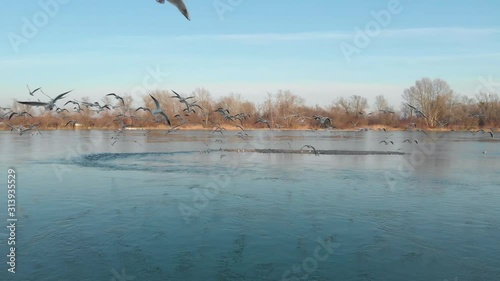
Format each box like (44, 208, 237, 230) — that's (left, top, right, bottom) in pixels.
(2, 77, 499, 130)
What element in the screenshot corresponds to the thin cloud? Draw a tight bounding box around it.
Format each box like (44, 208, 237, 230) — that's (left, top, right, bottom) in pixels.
(107, 27, 500, 45)
(362, 52, 500, 63)
(109, 32, 350, 45)
(174, 31, 351, 42)
(379, 27, 500, 38)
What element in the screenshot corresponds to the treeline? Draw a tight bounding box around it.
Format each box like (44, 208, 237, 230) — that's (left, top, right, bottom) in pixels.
(2, 77, 499, 130)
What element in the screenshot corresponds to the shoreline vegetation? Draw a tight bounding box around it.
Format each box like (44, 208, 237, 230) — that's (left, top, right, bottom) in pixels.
(0, 125, 490, 132)
(2, 78, 499, 133)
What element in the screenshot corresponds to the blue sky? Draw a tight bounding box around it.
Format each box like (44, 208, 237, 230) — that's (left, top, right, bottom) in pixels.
(1, 0, 499, 109)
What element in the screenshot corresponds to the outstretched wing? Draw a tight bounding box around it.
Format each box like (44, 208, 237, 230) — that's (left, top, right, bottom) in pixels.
(171, 90, 181, 98)
(149, 94, 161, 109)
(406, 103, 417, 110)
(53, 90, 73, 103)
(17, 101, 48, 107)
(167, 0, 190, 20)
(135, 107, 151, 112)
(159, 112, 171, 126)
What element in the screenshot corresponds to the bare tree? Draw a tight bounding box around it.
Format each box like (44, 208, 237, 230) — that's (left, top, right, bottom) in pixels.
(192, 87, 213, 127)
(374, 95, 391, 112)
(274, 90, 305, 128)
(402, 78, 455, 127)
(350, 95, 368, 117)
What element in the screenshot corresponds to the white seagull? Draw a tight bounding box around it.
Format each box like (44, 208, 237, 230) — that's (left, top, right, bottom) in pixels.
(156, 0, 190, 21)
(17, 90, 72, 111)
(149, 94, 171, 126)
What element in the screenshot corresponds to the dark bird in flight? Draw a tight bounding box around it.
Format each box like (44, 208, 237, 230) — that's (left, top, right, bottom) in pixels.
(406, 103, 428, 119)
(26, 85, 41, 96)
(65, 120, 77, 127)
(149, 94, 171, 126)
(300, 145, 319, 155)
(17, 90, 72, 111)
(8, 111, 34, 120)
(255, 118, 271, 129)
(171, 90, 194, 103)
(156, 0, 190, 21)
(106, 93, 125, 105)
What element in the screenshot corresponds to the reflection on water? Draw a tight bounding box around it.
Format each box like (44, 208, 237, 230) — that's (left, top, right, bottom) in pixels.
(0, 130, 499, 281)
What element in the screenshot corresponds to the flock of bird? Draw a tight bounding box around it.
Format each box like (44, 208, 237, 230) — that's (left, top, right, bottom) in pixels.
(0, 86, 497, 155)
(0, 86, 255, 145)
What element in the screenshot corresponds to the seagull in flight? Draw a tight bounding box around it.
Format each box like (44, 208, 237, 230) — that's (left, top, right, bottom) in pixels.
(149, 94, 171, 126)
(26, 85, 41, 96)
(406, 103, 428, 119)
(8, 111, 34, 120)
(416, 128, 428, 136)
(379, 109, 395, 114)
(17, 90, 72, 111)
(156, 0, 190, 21)
(114, 118, 130, 131)
(65, 120, 77, 127)
(171, 90, 194, 104)
(403, 139, 418, 144)
(106, 93, 125, 105)
(313, 115, 332, 127)
(182, 101, 203, 114)
(255, 118, 271, 129)
(300, 145, 319, 156)
(135, 107, 152, 114)
(19, 91, 69, 111)
(7, 124, 38, 136)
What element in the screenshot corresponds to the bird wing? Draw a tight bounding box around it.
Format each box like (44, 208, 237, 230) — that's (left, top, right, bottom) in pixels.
(53, 90, 72, 103)
(171, 90, 181, 98)
(418, 111, 428, 119)
(406, 103, 417, 110)
(192, 104, 203, 110)
(31, 87, 41, 95)
(159, 112, 171, 126)
(167, 0, 190, 20)
(8, 112, 17, 120)
(149, 95, 161, 110)
(113, 96, 124, 105)
(17, 101, 48, 107)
